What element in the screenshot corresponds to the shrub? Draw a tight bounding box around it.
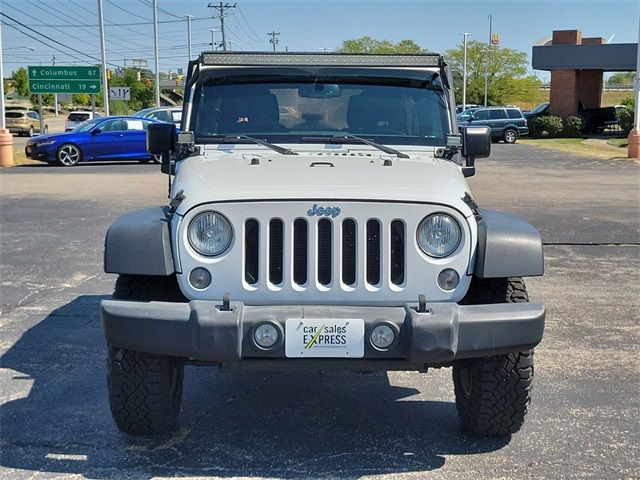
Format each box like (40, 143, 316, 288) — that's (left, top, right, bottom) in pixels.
(564, 115, 585, 137)
(531, 115, 564, 138)
(616, 104, 634, 134)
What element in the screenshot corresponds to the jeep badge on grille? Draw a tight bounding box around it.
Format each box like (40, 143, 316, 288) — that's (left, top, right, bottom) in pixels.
(307, 204, 342, 218)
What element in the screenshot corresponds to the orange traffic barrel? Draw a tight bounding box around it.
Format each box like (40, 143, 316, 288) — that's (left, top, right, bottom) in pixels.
(0, 129, 14, 167)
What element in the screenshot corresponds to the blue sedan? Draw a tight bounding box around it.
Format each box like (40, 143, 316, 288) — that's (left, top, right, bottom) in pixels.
(25, 116, 162, 166)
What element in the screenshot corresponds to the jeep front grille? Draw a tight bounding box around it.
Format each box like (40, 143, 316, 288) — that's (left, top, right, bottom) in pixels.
(178, 202, 473, 305)
(243, 217, 406, 289)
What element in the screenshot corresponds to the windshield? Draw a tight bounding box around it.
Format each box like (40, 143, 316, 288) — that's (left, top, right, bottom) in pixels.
(531, 103, 548, 114)
(68, 113, 90, 122)
(190, 75, 451, 146)
(74, 118, 103, 132)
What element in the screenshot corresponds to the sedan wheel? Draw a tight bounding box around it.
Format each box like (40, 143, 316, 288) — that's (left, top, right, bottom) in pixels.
(28, 126, 34, 137)
(57, 144, 82, 166)
(43, 125, 49, 134)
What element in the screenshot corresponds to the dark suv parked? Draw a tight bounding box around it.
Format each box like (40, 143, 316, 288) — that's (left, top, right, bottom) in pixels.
(460, 107, 528, 143)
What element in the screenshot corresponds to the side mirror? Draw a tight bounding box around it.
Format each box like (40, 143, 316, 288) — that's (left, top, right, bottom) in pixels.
(91, 128, 102, 135)
(147, 123, 177, 175)
(461, 126, 491, 177)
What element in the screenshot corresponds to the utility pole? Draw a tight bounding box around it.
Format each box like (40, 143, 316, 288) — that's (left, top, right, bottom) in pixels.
(186, 15, 193, 60)
(459, 33, 470, 112)
(97, 0, 109, 114)
(268, 31, 280, 52)
(207, 3, 236, 52)
(52, 55, 59, 116)
(152, 0, 160, 107)
(483, 14, 492, 107)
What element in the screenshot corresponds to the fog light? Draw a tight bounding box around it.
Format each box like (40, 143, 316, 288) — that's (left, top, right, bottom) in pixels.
(437, 268, 459, 290)
(189, 267, 211, 289)
(254, 323, 279, 349)
(370, 324, 395, 350)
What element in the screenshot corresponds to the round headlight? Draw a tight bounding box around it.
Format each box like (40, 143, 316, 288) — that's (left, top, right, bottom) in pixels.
(188, 211, 233, 256)
(417, 213, 461, 258)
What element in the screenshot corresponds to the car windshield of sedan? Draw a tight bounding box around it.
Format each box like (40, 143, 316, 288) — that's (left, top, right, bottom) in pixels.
(190, 76, 451, 146)
(74, 118, 103, 132)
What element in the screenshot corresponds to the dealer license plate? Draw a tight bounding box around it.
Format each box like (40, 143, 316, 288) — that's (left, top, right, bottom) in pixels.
(285, 318, 364, 358)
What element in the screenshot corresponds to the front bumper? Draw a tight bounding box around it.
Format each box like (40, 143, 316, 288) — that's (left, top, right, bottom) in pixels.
(25, 145, 51, 162)
(101, 300, 545, 369)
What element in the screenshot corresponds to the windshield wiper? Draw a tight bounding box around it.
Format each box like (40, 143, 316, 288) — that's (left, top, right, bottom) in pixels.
(301, 134, 409, 159)
(209, 135, 298, 155)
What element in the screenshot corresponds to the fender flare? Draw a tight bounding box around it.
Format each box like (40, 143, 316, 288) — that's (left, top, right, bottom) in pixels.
(104, 206, 174, 276)
(474, 209, 544, 278)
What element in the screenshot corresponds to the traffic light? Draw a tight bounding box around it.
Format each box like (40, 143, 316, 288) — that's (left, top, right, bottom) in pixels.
(106, 69, 112, 80)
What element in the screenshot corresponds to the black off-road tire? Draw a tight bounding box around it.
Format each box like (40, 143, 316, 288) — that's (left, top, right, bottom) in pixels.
(453, 277, 534, 436)
(108, 348, 183, 435)
(108, 274, 186, 435)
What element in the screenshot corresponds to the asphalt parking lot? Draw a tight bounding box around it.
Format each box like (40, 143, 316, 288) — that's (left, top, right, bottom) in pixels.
(0, 144, 638, 480)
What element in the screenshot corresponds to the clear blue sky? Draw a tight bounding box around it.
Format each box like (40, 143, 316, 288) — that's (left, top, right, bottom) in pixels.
(2, 0, 638, 80)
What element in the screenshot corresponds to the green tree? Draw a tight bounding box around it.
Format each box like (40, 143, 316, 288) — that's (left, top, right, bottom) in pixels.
(607, 72, 635, 85)
(12, 67, 29, 97)
(72, 94, 91, 106)
(444, 40, 533, 105)
(29, 93, 55, 110)
(336, 36, 425, 54)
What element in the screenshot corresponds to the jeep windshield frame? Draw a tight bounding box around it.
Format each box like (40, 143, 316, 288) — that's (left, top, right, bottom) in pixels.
(186, 66, 454, 148)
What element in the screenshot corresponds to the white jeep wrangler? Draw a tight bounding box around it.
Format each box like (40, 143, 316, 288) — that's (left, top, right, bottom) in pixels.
(102, 52, 545, 436)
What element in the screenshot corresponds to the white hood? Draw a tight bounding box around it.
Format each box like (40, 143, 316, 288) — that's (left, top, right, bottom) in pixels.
(172, 146, 474, 217)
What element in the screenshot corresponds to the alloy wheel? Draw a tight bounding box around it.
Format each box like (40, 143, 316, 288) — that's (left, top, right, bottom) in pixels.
(58, 144, 81, 166)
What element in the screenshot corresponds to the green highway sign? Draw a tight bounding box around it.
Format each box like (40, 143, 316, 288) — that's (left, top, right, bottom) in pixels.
(28, 66, 101, 80)
(28, 66, 102, 94)
(29, 80, 102, 94)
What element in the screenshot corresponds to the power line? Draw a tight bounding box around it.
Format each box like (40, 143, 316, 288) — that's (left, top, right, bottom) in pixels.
(1, 23, 90, 65)
(229, 13, 264, 45)
(236, 5, 264, 42)
(69, 0, 153, 38)
(18, 0, 137, 54)
(137, 0, 183, 19)
(11, 17, 212, 28)
(106, 0, 151, 21)
(0, 12, 121, 68)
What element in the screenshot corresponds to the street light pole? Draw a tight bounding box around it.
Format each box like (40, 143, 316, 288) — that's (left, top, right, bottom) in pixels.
(483, 14, 492, 107)
(209, 29, 216, 50)
(52, 55, 58, 117)
(186, 15, 193, 60)
(0, 18, 5, 130)
(460, 32, 470, 112)
(628, 12, 640, 158)
(152, 0, 161, 107)
(97, 0, 109, 114)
